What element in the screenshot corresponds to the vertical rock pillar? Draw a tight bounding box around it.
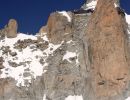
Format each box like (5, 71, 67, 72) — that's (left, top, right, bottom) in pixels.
(84, 0, 130, 99)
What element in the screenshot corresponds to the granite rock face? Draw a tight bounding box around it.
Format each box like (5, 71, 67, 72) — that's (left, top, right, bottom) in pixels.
(84, 0, 130, 99)
(0, 0, 130, 100)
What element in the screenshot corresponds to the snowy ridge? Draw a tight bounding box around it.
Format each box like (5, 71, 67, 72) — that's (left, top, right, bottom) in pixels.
(0, 33, 63, 87)
(58, 11, 72, 22)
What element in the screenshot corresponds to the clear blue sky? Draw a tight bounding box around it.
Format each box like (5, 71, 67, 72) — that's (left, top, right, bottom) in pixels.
(0, 0, 129, 34)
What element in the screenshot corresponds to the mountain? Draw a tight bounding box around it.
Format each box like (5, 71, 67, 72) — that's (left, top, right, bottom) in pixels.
(0, 0, 130, 100)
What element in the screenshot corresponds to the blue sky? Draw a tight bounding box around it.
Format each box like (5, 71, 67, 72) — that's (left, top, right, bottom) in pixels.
(0, 0, 129, 34)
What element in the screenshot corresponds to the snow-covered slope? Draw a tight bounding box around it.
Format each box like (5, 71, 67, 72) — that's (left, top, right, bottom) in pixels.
(0, 33, 63, 87)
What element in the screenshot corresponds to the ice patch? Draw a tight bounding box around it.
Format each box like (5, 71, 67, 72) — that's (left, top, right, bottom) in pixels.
(58, 11, 71, 22)
(65, 95, 83, 100)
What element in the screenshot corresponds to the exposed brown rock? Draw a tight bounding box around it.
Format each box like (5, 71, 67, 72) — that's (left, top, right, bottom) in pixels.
(0, 19, 18, 38)
(39, 12, 73, 43)
(84, 0, 130, 98)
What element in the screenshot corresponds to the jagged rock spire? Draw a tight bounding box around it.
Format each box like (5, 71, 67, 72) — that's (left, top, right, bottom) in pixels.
(0, 19, 18, 38)
(7, 19, 18, 38)
(84, 0, 129, 99)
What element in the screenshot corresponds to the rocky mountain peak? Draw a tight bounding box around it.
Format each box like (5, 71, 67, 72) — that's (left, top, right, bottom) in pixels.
(0, 0, 130, 100)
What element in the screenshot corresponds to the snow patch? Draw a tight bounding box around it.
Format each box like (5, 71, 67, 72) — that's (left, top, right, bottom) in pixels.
(125, 97, 130, 100)
(58, 11, 71, 22)
(67, 40, 73, 44)
(43, 41, 63, 57)
(0, 33, 62, 87)
(65, 95, 83, 100)
(0, 33, 37, 49)
(85, 0, 97, 10)
(42, 35, 49, 42)
(114, 3, 119, 7)
(43, 94, 47, 100)
(128, 29, 130, 35)
(41, 32, 47, 36)
(63, 51, 76, 63)
(125, 13, 130, 24)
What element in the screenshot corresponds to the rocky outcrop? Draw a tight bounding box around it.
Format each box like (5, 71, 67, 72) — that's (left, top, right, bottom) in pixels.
(39, 12, 73, 44)
(0, 19, 18, 39)
(6, 19, 18, 38)
(0, 57, 4, 69)
(84, 0, 130, 99)
(39, 25, 48, 35)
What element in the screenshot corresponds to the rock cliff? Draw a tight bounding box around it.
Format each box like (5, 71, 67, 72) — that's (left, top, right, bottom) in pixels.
(0, 0, 130, 100)
(84, 0, 130, 99)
